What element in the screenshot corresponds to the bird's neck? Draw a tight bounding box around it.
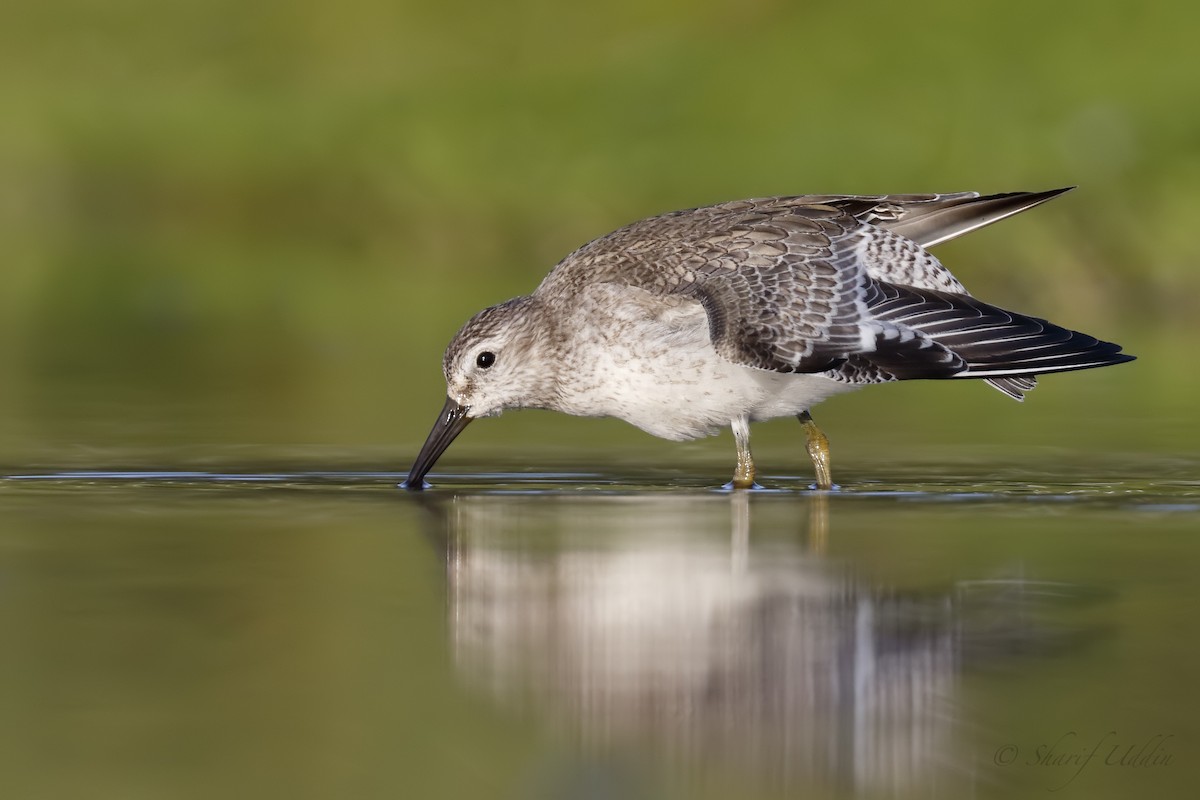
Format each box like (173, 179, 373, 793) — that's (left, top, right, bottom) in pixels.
(504, 295, 571, 411)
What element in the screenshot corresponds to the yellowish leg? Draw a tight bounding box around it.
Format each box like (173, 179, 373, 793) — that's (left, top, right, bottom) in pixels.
(730, 416, 757, 489)
(798, 410, 833, 490)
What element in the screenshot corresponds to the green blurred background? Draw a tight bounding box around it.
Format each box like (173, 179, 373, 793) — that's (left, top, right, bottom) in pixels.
(2, 5, 1198, 799)
(1, 0, 1195, 468)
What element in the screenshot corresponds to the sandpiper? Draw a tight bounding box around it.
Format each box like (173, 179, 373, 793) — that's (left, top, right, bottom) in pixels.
(403, 189, 1134, 490)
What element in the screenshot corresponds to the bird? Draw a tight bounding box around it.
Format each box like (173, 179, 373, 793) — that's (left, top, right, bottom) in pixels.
(402, 188, 1134, 491)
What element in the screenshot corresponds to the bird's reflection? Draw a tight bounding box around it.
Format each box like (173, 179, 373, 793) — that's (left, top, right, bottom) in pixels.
(414, 490, 1101, 795)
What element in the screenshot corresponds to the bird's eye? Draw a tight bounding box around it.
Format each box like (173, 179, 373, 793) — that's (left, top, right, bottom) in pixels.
(476, 351, 496, 369)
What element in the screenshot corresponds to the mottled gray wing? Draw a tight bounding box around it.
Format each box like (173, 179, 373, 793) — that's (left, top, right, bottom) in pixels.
(541, 203, 886, 374)
(538, 191, 1077, 387)
(551, 189, 1068, 297)
(680, 209, 874, 372)
(674, 195, 969, 294)
(750, 190, 1070, 293)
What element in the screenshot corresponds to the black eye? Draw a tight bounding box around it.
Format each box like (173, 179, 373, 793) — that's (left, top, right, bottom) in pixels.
(476, 351, 496, 369)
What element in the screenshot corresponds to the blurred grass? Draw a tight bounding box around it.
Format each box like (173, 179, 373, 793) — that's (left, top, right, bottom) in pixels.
(0, 0, 1196, 462)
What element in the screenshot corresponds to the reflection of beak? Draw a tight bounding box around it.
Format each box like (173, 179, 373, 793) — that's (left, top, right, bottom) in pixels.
(402, 397, 474, 490)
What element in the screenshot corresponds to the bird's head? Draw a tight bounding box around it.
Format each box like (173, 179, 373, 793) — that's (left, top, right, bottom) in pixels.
(403, 296, 557, 489)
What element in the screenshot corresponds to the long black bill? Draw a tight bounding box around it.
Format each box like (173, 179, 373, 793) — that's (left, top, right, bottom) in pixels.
(401, 397, 473, 490)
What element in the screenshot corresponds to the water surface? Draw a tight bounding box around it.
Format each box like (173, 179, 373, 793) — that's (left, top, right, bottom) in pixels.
(1, 459, 1196, 799)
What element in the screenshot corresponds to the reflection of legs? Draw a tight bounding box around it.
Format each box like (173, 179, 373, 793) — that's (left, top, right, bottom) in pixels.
(730, 491, 749, 571)
(798, 410, 833, 490)
(807, 492, 829, 555)
(730, 415, 756, 489)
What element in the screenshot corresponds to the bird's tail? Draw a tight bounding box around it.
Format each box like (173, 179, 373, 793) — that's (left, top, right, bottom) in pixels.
(863, 282, 1135, 399)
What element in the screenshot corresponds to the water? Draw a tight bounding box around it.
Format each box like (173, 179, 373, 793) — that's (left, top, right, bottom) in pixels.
(1, 459, 1197, 799)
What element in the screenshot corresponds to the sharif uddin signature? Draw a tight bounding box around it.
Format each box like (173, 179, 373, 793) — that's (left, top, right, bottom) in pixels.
(992, 731, 1174, 790)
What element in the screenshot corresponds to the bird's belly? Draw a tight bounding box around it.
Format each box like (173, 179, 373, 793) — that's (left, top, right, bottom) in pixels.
(555, 286, 861, 440)
(743, 371, 860, 422)
(559, 328, 858, 441)
(622, 366, 857, 441)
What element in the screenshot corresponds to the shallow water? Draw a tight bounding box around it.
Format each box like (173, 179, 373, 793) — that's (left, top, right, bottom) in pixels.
(1, 459, 1197, 799)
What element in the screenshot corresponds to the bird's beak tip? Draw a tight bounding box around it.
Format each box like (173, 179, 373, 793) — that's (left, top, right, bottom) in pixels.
(402, 396, 474, 490)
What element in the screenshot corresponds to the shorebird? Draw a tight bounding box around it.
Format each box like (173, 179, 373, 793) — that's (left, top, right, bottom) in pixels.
(403, 188, 1134, 490)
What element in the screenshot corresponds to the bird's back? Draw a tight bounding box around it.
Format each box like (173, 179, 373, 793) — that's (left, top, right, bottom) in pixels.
(538, 190, 1068, 298)
(534, 190, 1129, 398)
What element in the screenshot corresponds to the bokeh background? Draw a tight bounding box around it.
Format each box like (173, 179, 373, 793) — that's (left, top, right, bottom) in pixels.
(1, 0, 1196, 471)
(2, 4, 1199, 800)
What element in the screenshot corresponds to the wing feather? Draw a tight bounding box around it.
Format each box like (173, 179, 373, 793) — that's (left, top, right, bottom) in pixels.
(538, 190, 1130, 391)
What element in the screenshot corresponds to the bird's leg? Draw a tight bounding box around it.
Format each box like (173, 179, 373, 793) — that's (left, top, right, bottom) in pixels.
(729, 415, 758, 489)
(798, 410, 833, 490)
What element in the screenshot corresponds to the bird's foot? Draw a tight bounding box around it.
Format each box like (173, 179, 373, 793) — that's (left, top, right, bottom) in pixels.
(723, 478, 765, 491)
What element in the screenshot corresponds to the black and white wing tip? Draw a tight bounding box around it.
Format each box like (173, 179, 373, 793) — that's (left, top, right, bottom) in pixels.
(860, 282, 1134, 396)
